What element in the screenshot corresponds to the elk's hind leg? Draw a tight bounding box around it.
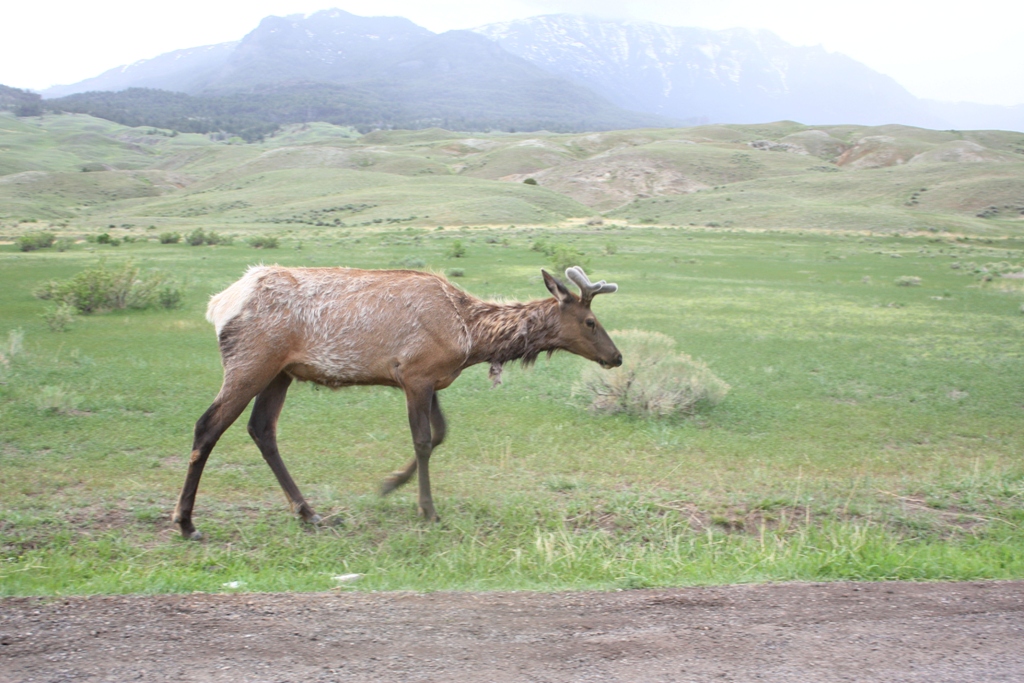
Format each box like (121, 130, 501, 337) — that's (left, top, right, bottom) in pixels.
(380, 392, 446, 496)
(247, 372, 323, 525)
(173, 372, 270, 540)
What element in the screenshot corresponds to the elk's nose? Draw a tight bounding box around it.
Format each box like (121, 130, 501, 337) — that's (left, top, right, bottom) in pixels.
(612, 353, 623, 367)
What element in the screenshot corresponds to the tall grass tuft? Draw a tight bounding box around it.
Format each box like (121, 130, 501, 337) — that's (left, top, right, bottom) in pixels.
(5, 328, 24, 358)
(0, 329, 25, 376)
(34, 385, 82, 414)
(580, 330, 729, 418)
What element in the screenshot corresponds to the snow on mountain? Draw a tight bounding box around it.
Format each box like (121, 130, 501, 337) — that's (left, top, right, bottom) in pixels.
(473, 15, 942, 127)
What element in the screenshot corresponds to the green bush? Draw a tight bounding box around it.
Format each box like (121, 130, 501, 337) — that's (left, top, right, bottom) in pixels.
(159, 232, 181, 244)
(186, 228, 232, 246)
(16, 232, 56, 252)
(579, 330, 729, 418)
(548, 244, 590, 275)
(247, 235, 280, 249)
(205, 231, 231, 245)
(446, 240, 466, 258)
(186, 228, 207, 246)
(55, 237, 75, 252)
(530, 238, 550, 254)
(34, 262, 183, 314)
(157, 284, 183, 310)
(42, 303, 76, 332)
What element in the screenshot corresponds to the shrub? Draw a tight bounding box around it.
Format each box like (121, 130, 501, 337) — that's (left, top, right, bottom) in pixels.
(42, 303, 76, 332)
(530, 238, 550, 254)
(16, 232, 56, 252)
(446, 240, 466, 258)
(895, 276, 922, 287)
(579, 330, 729, 418)
(248, 235, 280, 249)
(55, 237, 75, 252)
(157, 284, 184, 310)
(34, 261, 183, 314)
(186, 228, 207, 246)
(96, 233, 113, 244)
(446, 268, 465, 277)
(548, 244, 590, 275)
(523, 178, 538, 185)
(205, 231, 231, 245)
(159, 232, 181, 244)
(33, 280, 59, 300)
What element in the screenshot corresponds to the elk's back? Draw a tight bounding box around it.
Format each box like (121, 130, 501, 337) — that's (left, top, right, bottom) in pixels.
(209, 266, 471, 388)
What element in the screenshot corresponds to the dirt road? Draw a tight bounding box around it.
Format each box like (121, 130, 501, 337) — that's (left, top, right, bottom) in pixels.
(2, 581, 1022, 682)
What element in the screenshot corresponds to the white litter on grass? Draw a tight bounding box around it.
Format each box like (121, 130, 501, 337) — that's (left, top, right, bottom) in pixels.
(222, 581, 245, 589)
(332, 573, 363, 583)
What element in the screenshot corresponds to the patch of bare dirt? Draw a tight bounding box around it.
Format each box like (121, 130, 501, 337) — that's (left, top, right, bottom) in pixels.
(2, 581, 1022, 682)
(836, 136, 931, 169)
(504, 158, 708, 211)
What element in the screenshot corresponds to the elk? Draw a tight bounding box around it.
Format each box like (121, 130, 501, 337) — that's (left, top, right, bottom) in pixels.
(173, 265, 621, 539)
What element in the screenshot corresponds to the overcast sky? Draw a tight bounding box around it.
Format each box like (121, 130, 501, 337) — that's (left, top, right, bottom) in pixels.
(2, 0, 1022, 106)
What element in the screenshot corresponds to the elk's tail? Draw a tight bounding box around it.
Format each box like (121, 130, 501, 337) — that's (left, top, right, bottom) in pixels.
(206, 265, 266, 336)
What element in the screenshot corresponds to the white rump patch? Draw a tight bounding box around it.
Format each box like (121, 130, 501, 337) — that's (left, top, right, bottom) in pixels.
(206, 265, 266, 336)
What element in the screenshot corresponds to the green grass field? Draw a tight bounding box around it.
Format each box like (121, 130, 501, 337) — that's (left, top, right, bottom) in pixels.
(2, 225, 1023, 595)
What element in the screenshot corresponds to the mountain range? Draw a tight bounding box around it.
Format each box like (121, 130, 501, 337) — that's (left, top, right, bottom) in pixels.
(22, 10, 1024, 134)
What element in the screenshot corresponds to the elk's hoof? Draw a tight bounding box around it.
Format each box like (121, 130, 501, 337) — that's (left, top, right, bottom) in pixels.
(418, 507, 441, 523)
(181, 529, 203, 541)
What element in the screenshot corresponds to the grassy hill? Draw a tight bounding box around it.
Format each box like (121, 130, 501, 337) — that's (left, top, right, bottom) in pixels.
(2, 112, 1023, 235)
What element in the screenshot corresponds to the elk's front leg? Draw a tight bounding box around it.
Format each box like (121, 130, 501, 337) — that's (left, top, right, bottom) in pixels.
(381, 393, 446, 496)
(404, 385, 440, 521)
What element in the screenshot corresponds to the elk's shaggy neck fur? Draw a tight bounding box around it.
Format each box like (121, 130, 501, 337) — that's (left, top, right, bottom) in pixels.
(463, 297, 563, 369)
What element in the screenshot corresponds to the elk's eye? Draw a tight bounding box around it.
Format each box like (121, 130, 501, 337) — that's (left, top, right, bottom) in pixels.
(585, 319, 596, 329)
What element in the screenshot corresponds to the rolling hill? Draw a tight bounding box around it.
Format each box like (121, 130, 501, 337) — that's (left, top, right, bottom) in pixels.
(2, 112, 1022, 237)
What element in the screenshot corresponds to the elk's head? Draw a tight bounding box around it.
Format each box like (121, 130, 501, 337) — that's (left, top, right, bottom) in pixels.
(543, 267, 622, 368)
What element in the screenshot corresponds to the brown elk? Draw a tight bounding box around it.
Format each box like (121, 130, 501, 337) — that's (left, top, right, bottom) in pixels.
(173, 265, 621, 539)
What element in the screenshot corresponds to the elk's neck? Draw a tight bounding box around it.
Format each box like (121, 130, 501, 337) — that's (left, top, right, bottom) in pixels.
(464, 298, 562, 368)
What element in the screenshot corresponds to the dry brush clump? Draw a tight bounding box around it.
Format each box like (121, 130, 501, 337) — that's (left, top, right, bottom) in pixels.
(895, 276, 922, 287)
(579, 330, 729, 418)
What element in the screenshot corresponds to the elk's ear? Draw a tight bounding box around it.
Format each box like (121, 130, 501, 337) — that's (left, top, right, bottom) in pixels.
(542, 269, 574, 305)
